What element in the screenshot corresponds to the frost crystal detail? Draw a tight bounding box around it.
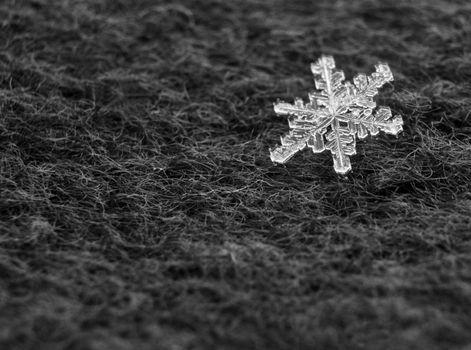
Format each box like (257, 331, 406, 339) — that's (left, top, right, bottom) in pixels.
(270, 55, 403, 174)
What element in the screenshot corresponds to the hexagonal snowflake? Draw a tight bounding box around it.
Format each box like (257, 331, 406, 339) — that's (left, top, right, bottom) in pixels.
(270, 55, 403, 174)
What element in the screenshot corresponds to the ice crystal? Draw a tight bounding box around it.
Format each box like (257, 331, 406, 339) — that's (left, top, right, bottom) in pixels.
(270, 55, 403, 174)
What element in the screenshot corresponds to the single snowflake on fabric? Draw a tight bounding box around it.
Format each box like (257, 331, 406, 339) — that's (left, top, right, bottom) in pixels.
(270, 55, 403, 174)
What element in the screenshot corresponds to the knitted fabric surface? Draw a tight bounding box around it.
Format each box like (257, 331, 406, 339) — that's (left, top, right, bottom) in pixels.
(1, 1, 471, 349)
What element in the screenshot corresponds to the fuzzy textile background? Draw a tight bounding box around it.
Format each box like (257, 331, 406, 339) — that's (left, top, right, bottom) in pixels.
(1, 0, 471, 349)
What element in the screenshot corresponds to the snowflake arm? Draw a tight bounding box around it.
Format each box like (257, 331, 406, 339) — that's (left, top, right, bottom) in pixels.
(309, 56, 347, 111)
(342, 107, 403, 139)
(346, 63, 394, 111)
(325, 119, 356, 174)
(269, 100, 331, 163)
(345, 64, 403, 139)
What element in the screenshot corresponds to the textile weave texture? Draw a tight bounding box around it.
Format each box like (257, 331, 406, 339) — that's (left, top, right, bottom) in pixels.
(1, 1, 471, 349)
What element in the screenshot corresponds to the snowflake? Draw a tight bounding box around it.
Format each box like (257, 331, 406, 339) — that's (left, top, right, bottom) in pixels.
(270, 55, 403, 174)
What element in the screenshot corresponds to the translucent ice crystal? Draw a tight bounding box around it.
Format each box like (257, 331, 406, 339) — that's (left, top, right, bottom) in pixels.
(270, 56, 403, 174)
